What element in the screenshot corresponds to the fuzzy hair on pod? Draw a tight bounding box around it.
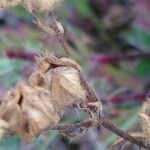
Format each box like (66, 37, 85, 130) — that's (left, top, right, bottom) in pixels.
(0, 83, 59, 142)
(139, 98, 150, 145)
(29, 52, 86, 111)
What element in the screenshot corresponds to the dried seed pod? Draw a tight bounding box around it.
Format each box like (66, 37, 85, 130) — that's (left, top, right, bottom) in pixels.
(0, 0, 61, 12)
(139, 98, 150, 145)
(22, 0, 61, 12)
(0, 83, 59, 142)
(29, 53, 86, 111)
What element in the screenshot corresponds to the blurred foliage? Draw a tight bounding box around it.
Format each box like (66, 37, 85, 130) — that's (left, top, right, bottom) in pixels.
(0, 0, 149, 149)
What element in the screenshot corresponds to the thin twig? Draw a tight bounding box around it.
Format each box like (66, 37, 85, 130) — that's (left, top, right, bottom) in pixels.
(48, 120, 93, 131)
(31, 10, 70, 57)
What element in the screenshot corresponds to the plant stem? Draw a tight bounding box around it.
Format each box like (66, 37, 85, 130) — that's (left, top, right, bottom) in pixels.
(50, 12, 70, 57)
(47, 117, 149, 149)
(99, 116, 149, 149)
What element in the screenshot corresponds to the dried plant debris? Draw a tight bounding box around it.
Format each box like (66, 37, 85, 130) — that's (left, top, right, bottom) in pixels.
(0, 83, 59, 142)
(139, 98, 150, 146)
(0, 0, 61, 12)
(0, 52, 102, 142)
(29, 52, 86, 111)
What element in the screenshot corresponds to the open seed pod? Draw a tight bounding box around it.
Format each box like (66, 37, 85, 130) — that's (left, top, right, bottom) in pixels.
(0, 83, 59, 142)
(139, 98, 150, 146)
(29, 53, 86, 111)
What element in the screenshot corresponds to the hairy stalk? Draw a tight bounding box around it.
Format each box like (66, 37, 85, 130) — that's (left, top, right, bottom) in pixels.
(99, 116, 149, 149)
(31, 10, 70, 57)
(50, 12, 70, 57)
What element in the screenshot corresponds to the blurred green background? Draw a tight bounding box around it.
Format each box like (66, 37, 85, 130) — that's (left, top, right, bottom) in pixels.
(0, 0, 150, 149)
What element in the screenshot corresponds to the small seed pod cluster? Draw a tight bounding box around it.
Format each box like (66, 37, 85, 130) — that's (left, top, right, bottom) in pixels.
(0, 52, 87, 142)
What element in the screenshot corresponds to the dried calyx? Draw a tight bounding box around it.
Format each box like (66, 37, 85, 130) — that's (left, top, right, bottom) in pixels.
(0, 52, 100, 142)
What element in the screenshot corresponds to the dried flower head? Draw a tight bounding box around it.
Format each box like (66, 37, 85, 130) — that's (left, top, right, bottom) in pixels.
(29, 52, 86, 111)
(0, 83, 59, 142)
(139, 98, 150, 145)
